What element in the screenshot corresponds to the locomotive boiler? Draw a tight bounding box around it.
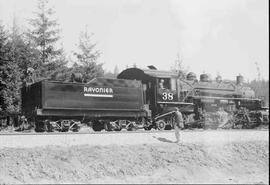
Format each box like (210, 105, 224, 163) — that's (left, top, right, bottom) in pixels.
(118, 67, 269, 129)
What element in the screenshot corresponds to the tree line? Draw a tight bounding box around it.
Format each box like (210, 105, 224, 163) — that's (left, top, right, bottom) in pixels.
(0, 0, 268, 120)
(0, 0, 118, 118)
(248, 79, 269, 107)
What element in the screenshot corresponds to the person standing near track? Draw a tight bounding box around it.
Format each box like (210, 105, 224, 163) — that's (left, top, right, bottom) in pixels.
(174, 107, 184, 143)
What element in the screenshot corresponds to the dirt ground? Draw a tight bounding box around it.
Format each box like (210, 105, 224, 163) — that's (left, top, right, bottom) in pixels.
(0, 131, 268, 184)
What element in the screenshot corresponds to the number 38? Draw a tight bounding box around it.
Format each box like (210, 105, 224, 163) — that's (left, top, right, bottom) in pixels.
(162, 92, 174, 100)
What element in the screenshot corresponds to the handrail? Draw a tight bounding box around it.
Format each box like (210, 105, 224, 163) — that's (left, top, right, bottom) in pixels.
(154, 111, 176, 121)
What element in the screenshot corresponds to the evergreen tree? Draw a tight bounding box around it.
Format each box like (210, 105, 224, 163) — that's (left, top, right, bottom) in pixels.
(0, 24, 21, 116)
(73, 28, 103, 82)
(28, 0, 65, 80)
(103, 65, 119, 79)
(171, 52, 188, 79)
(103, 71, 115, 78)
(10, 18, 39, 83)
(248, 79, 269, 106)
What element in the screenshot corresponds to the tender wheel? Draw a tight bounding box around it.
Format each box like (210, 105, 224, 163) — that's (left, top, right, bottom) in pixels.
(114, 121, 122, 131)
(92, 121, 103, 131)
(127, 127, 136, 131)
(104, 122, 112, 131)
(126, 121, 137, 131)
(70, 122, 79, 132)
(144, 126, 151, 131)
(45, 120, 53, 132)
(114, 125, 122, 131)
(35, 121, 45, 132)
(156, 120, 166, 130)
(165, 125, 172, 130)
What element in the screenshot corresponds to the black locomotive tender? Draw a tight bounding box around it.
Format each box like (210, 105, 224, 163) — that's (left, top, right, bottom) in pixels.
(21, 67, 269, 132)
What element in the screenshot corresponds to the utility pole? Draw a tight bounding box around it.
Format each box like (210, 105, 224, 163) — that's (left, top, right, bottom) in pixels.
(255, 62, 261, 81)
(254, 62, 263, 101)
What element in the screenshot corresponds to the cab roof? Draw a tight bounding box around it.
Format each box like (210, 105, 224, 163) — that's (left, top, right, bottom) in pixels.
(117, 68, 178, 82)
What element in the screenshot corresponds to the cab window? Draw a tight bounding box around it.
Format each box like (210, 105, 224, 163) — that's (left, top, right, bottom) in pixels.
(170, 78, 177, 91)
(158, 78, 170, 89)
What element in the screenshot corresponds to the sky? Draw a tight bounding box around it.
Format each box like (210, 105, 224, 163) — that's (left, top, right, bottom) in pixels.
(0, 0, 269, 81)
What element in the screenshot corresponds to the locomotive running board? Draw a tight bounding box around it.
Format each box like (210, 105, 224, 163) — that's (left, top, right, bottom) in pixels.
(192, 96, 261, 101)
(157, 102, 194, 105)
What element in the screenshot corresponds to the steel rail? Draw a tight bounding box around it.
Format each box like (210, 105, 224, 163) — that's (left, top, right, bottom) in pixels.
(0, 128, 268, 136)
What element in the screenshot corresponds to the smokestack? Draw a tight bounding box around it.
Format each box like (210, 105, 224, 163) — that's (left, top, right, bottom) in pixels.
(236, 75, 244, 85)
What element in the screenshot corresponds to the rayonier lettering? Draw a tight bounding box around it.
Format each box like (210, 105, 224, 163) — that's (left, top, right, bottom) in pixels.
(84, 87, 113, 94)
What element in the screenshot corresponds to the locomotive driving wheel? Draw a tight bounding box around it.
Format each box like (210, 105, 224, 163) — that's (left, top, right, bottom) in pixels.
(156, 120, 166, 130)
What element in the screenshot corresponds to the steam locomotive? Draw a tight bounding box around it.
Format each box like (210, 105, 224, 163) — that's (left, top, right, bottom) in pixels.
(19, 67, 268, 132)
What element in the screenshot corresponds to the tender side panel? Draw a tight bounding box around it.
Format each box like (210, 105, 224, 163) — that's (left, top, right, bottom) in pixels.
(42, 80, 144, 111)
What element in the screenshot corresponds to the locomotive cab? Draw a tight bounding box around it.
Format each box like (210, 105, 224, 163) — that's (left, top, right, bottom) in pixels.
(117, 67, 194, 117)
(118, 67, 196, 130)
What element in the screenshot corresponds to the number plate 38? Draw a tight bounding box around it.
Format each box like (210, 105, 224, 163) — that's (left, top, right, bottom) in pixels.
(162, 92, 174, 101)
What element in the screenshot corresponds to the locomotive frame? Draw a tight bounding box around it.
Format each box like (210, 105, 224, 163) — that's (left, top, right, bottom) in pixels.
(118, 67, 269, 130)
(15, 66, 269, 132)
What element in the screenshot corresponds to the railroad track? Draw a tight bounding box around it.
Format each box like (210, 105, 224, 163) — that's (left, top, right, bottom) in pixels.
(0, 129, 169, 136)
(0, 129, 268, 150)
(0, 127, 268, 136)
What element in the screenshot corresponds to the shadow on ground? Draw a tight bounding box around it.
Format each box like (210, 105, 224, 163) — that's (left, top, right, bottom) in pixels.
(153, 136, 176, 143)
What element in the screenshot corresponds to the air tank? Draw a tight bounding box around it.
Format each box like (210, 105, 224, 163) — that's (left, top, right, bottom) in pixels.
(200, 73, 211, 82)
(186, 72, 197, 81)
